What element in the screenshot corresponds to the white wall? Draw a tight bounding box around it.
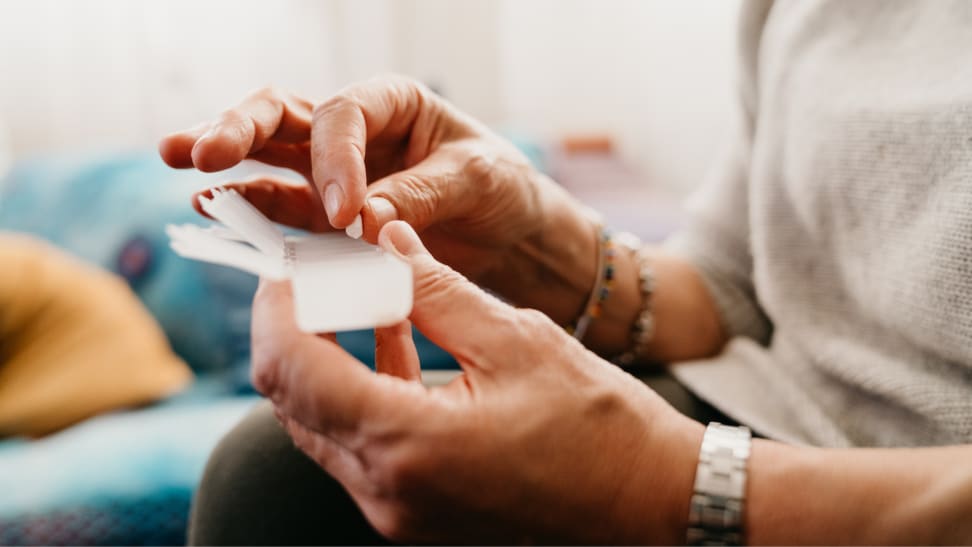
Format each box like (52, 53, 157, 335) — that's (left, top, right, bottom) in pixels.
(496, 0, 740, 190)
(0, 0, 341, 157)
(0, 116, 10, 177)
(0, 0, 739, 193)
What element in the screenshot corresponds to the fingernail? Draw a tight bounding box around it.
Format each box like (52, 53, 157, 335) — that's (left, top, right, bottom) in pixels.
(381, 221, 427, 257)
(345, 214, 363, 239)
(323, 183, 344, 223)
(367, 196, 398, 227)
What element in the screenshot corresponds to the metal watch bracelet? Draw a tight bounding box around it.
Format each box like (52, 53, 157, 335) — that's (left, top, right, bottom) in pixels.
(687, 422, 753, 546)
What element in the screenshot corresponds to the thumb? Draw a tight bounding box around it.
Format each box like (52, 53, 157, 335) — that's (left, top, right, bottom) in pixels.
(378, 220, 517, 370)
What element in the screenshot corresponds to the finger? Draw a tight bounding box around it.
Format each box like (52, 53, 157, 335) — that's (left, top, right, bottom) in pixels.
(274, 406, 371, 495)
(375, 320, 421, 381)
(310, 77, 430, 229)
(192, 88, 312, 172)
(378, 221, 519, 372)
(161, 87, 312, 173)
(158, 123, 208, 169)
(358, 152, 475, 243)
(193, 177, 332, 232)
(249, 141, 314, 181)
(251, 279, 420, 433)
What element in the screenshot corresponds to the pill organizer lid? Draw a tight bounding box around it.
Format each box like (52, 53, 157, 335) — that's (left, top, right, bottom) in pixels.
(167, 188, 412, 332)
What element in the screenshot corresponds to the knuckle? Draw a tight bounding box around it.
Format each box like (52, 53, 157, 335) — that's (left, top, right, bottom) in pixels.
(248, 312, 291, 399)
(313, 93, 360, 122)
(461, 152, 496, 185)
(249, 349, 281, 397)
(392, 173, 440, 222)
(218, 108, 255, 138)
(320, 140, 364, 168)
(347, 139, 366, 161)
(413, 258, 464, 299)
(459, 150, 513, 202)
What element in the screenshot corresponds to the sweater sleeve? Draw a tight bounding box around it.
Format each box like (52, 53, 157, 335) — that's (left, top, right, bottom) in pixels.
(664, 0, 774, 345)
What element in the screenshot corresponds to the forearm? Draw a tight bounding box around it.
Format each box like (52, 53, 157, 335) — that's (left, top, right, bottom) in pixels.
(747, 441, 972, 544)
(482, 174, 726, 362)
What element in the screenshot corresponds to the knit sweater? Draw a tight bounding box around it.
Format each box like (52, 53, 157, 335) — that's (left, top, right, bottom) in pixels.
(667, 0, 972, 447)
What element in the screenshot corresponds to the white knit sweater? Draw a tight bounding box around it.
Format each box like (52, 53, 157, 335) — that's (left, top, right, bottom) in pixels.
(667, 0, 972, 447)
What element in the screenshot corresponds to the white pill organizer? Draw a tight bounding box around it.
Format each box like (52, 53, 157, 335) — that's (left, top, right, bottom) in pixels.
(166, 188, 412, 333)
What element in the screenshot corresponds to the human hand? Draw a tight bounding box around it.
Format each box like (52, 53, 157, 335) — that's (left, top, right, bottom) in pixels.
(159, 76, 568, 283)
(251, 220, 703, 544)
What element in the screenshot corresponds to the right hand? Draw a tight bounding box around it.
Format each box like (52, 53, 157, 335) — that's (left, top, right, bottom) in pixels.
(159, 75, 567, 283)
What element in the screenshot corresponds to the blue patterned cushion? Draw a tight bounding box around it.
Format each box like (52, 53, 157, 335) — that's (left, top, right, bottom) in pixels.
(0, 397, 258, 546)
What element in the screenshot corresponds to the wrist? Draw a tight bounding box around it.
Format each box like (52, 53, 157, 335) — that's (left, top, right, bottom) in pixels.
(615, 408, 705, 545)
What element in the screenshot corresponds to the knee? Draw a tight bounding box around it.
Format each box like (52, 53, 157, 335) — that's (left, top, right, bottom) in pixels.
(189, 402, 296, 545)
(188, 401, 384, 545)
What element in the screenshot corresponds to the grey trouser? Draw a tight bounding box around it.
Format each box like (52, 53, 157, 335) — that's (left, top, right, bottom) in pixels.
(188, 371, 733, 545)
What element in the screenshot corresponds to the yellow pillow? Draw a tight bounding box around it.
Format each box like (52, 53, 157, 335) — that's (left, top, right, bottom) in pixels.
(0, 233, 192, 438)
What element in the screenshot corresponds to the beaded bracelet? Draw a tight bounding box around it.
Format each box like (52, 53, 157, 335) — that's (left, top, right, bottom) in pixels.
(615, 239, 656, 366)
(568, 226, 616, 341)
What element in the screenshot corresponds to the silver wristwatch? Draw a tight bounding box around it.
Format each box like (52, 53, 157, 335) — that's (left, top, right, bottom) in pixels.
(687, 422, 752, 545)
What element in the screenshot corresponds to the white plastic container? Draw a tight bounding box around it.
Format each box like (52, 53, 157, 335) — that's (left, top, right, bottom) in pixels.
(167, 188, 412, 333)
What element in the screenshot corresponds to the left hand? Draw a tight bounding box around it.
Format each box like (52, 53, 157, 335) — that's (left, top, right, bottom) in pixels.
(251, 220, 703, 544)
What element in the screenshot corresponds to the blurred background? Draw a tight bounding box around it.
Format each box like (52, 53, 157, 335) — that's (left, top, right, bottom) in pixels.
(0, 0, 739, 544)
(0, 0, 738, 195)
